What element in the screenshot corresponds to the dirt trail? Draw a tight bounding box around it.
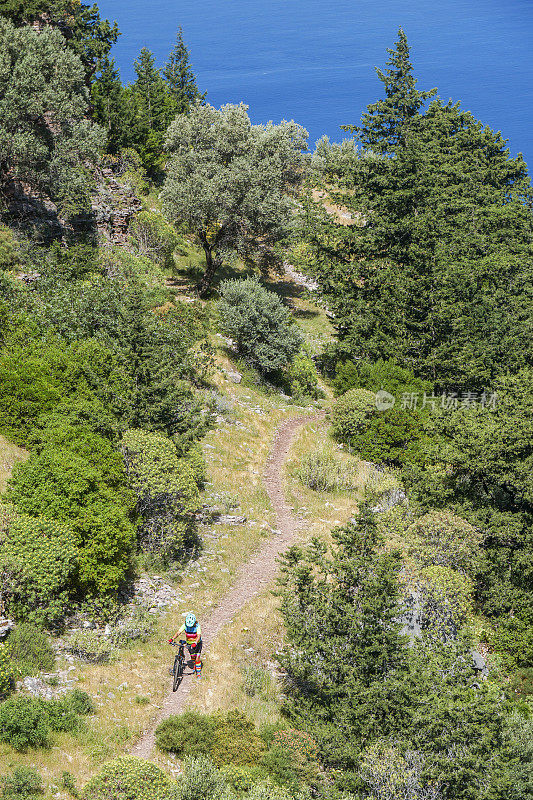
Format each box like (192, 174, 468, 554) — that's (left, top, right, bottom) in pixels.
(131, 413, 317, 758)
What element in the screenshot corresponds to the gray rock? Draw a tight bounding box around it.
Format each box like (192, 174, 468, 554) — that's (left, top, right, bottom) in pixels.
(0, 618, 15, 638)
(218, 514, 247, 525)
(227, 371, 242, 384)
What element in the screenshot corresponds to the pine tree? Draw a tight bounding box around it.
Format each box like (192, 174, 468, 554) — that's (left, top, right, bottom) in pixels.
(344, 27, 435, 153)
(163, 27, 204, 115)
(91, 57, 125, 153)
(277, 504, 409, 771)
(126, 47, 172, 173)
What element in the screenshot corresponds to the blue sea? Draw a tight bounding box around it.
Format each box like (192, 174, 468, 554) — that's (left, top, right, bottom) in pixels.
(97, 0, 533, 167)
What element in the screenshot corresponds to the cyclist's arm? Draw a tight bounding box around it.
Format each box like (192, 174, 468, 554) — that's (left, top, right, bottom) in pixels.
(171, 623, 186, 641)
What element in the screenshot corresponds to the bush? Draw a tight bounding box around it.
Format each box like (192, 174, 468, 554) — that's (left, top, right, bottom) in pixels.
(109, 606, 154, 648)
(0, 766, 44, 799)
(261, 729, 321, 792)
(0, 644, 15, 698)
(218, 278, 302, 375)
(0, 505, 78, 626)
(332, 358, 432, 399)
(156, 711, 216, 757)
(331, 388, 376, 444)
(0, 697, 50, 750)
(490, 618, 533, 671)
(220, 765, 263, 793)
(122, 428, 201, 560)
(420, 565, 474, 640)
(83, 756, 175, 800)
(241, 662, 273, 698)
(406, 511, 483, 576)
(175, 755, 227, 800)
(66, 630, 115, 664)
(157, 710, 264, 768)
(130, 210, 180, 269)
(210, 710, 264, 767)
(297, 448, 356, 492)
(65, 689, 95, 716)
(6, 623, 55, 677)
(286, 349, 320, 400)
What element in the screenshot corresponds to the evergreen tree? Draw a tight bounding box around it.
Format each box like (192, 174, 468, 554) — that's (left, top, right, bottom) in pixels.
(277, 504, 409, 772)
(163, 26, 204, 115)
(304, 32, 533, 390)
(344, 27, 435, 153)
(126, 47, 172, 173)
(91, 56, 126, 154)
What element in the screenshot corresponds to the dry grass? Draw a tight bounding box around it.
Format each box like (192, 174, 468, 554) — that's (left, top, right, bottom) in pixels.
(0, 434, 28, 493)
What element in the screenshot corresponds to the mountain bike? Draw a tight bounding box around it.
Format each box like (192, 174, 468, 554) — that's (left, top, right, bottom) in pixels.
(170, 640, 186, 692)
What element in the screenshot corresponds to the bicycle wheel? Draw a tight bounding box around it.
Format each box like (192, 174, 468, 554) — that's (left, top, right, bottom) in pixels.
(172, 653, 184, 692)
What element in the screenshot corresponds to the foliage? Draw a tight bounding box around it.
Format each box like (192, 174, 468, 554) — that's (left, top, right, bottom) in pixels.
(65, 629, 115, 663)
(331, 388, 376, 444)
(130, 210, 180, 269)
(211, 710, 265, 767)
(332, 358, 431, 399)
(174, 755, 228, 800)
(162, 103, 308, 294)
(5, 430, 136, 598)
(0, 0, 119, 81)
(406, 511, 483, 576)
(122, 428, 201, 559)
(156, 710, 264, 767)
(403, 367, 533, 663)
(297, 448, 357, 492)
(66, 689, 95, 716)
(0, 697, 51, 750)
(277, 504, 408, 769)
(304, 30, 533, 391)
(419, 566, 474, 641)
(261, 729, 322, 792)
(5, 623, 55, 677)
(218, 278, 303, 374)
(0, 766, 44, 800)
(241, 662, 273, 698)
(0, 18, 104, 214)
(163, 27, 204, 114)
(500, 707, 533, 799)
(0, 505, 78, 625)
(0, 643, 14, 698)
(82, 756, 176, 800)
(156, 711, 217, 758)
(359, 741, 441, 800)
(286, 348, 320, 400)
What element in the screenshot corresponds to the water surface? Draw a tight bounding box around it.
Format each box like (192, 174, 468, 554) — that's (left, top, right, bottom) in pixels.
(98, 0, 533, 164)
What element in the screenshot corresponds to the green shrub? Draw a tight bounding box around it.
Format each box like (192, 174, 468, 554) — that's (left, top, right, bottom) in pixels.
(287, 348, 320, 400)
(406, 511, 483, 576)
(0, 644, 15, 698)
(122, 428, 201, 560)
(331, 388, 426, 466)
(0, 766, 44, 799)
(66, 630, 115, 664)
(175, 755, 227, 800)
(218, 278, 302, 375)
(6, 623, 55, 677)
(0, 697, 51, 750)
(219, 765, 262, 793)
(82, 756, 175, 800)
(261, 729, 321, 791)
(490, 618, 533, 671)
(44, 698, 79, 734)
(109, 606, 154, 647)
(0, 504, 78, 626)
(211, 710, 264, 767)
(297, 448, 356, 492)
(130, 210, 180, 269)
(64, 689, 95, 716)
(61, 771, 79, 798)
(332, 358, 432, 399)
(331, 388, 376, 444)
(156, 711, 216, 757)
(420, 565, 474, 639)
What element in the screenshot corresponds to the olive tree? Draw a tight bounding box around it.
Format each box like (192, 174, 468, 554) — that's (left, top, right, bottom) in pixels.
(162, 102, 308, 295)
(0, 18, 104, 214)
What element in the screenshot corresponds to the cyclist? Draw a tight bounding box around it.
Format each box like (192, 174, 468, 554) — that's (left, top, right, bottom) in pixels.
(169, 612, 202, 677)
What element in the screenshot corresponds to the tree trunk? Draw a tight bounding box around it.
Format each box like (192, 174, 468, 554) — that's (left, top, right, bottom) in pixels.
(198, 237, 219, 297)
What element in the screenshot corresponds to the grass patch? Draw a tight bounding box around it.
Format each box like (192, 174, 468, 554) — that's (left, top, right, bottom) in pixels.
(0, 433, 28, 493)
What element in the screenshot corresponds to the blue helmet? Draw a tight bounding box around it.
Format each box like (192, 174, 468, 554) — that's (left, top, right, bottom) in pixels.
(185, 612, 197, 630)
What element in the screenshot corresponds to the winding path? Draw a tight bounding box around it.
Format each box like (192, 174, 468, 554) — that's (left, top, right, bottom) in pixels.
(131, 413, 317, 758)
